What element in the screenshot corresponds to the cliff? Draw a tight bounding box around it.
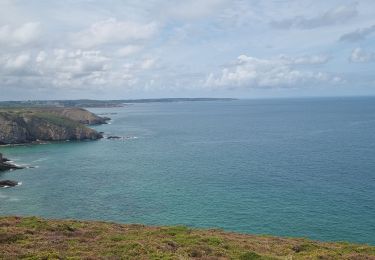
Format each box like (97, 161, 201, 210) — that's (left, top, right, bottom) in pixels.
(0, 108, 106, 145)
(0, 216, 373, 259)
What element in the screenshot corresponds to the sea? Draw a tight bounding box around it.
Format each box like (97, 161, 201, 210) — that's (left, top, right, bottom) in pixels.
(1, 97, 374, 244)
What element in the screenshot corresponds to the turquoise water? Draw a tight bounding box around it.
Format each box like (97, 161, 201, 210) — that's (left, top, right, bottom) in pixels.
(1, 97, 375, 244)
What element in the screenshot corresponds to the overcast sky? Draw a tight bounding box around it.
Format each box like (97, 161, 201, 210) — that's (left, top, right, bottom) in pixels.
(1, 0, 375, 100)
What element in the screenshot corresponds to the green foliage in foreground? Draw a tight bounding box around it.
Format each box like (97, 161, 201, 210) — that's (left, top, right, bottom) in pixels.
(0, 216, 374, 259)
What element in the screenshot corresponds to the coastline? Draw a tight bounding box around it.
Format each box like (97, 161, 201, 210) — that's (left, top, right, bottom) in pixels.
(1, 99, 374, 248)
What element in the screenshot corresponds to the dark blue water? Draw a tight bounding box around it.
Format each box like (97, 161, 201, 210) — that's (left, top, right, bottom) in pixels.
(1, 97, 375, 244)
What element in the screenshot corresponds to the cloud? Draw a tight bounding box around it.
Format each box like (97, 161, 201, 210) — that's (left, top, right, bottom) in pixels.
(0, 53, 32, 76)
(349, 48, 375, 63)
(0, 22, 41, 47)
(163, 0, 228, 20)
(271, 3, 358, 30)
(278, 54, 330, 65)
(0, 48, 158, 90)
(72, 18, 158, 48)
(4, 54, 30, 69)
(339, 24, 375, 42)
(46, 49, 110, 78)
(0, 0, 374, 99)
(116, 45, 142, 57)
(139, 58, 155, 70)
(205, 54, 341, 88)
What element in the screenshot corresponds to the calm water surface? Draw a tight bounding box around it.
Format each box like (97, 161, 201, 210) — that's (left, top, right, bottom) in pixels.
(1, 98, 375, 244)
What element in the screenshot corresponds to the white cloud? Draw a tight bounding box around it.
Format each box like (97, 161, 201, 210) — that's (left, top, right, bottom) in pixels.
(116, 45, 142, 57)
(36, 51, 47, 63)
(349, 48, 375, 63)
(205, 54, 340, 88)
(0, 47, 159, 91)
(72, 18, 158, 48)
(37, 49, 111, 81)
(139, 58, 155, 70)
(4, 54, 31, 70)
(0, 53, 33, 77)
(271, 3, 358, 30)
(0, 22, 41, 47)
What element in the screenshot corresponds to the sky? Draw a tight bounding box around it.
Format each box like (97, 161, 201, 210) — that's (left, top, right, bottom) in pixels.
(0, 0, 375, 100)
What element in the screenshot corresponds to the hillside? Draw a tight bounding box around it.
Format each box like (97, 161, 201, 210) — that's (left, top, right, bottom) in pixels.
(0, 108, 107, 145)
(0, 217, 373, 259)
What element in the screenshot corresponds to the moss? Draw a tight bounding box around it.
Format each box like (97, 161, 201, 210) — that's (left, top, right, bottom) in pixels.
(17, 217, 50, 230)
(110, 234, 127, 242)
(292, 242, 319, 253)
(0, 232, 25, 244)
(201, 236, 224, 246)
(239, 251, 263, 259)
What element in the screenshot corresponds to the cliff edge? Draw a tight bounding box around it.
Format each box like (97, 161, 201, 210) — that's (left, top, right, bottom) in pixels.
(0, 216, 374, 259)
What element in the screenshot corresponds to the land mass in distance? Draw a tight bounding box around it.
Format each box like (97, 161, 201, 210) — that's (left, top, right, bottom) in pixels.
(0, 98, 236, 108)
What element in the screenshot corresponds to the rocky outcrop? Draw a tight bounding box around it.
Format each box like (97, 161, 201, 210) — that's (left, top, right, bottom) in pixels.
(0, 108, 104, 145)
(0, 180, 19, 187)
(0, 153, 23, 171)
(107, 136, 122, 139)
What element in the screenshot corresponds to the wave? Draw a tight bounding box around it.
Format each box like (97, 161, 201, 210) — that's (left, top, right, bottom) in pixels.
(105, 135, 138, 141)
(31, 158, 48, 163)
(0, 192, 20, 202)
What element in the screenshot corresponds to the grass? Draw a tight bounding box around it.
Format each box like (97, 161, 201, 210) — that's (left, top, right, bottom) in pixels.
(0, 108, 84, 129)
(0, 217, 374, 259)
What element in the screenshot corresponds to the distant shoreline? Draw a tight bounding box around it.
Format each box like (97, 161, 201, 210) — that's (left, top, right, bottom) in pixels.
(0, 98, 237, 109)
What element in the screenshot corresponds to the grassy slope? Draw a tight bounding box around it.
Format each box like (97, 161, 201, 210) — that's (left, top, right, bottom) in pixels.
(0, 217, 373, 259)
(0, 109, 84, 128)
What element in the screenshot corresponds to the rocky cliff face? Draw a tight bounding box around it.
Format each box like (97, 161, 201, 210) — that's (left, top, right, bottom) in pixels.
(0, 108, 105, 144)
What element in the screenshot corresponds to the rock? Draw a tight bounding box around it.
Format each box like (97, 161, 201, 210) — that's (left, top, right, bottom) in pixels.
(0, 180, 19, 187)
(0, 153, 24, 171)
(107, 136, 121, 139)
(0, 162, 23, 171)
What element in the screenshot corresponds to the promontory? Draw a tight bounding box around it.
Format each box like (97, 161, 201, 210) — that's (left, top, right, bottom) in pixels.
(0, 107, 109, 145)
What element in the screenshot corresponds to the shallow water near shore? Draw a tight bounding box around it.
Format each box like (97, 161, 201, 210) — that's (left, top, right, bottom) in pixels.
(1, 97, 375, 244)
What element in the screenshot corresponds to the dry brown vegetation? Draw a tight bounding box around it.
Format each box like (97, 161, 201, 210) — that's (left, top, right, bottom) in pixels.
(0, 216, 374, 259)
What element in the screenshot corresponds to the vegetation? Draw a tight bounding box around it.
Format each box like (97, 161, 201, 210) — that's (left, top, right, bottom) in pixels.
(0, 216, 374, 259)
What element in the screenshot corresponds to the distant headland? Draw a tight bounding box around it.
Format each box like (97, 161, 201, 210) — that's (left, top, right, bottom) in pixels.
(0, 98, 235, 144)
(0, 98, 236, 108)
(0, 107, 109, 145)
(0, 106, 110, 186)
